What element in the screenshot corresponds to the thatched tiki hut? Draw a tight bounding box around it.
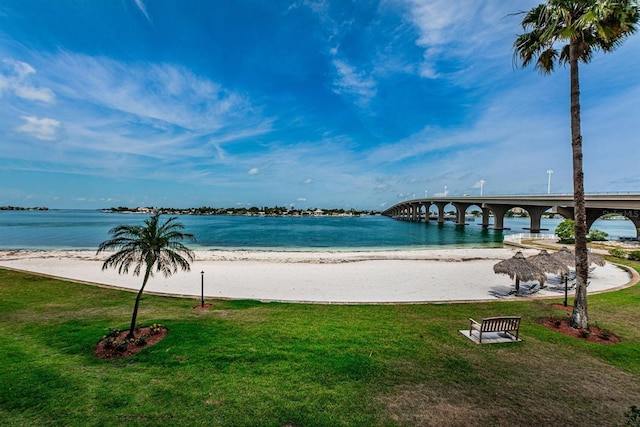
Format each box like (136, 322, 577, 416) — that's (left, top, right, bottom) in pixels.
(551, 246, 575, 266)
(551, 246, 606, 268)
(528, 250, 570, 287)
(493, 251, 547, 294)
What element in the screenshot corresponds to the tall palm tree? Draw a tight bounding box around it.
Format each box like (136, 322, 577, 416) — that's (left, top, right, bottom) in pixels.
(97, 213, 195, 339)
(513, 0, 639, 329)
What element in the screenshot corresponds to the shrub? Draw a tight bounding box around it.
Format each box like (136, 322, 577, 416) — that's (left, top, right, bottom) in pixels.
(628, 251, 640, 261)
(135, 336, 147, 346)
(555, 219, 575, 243)
(102, 336, 116, 349)
(578, 329, 591, 339)
(608, 248, 627, 259)
(115, 340, 129, 353)
(149, 323, 166, 335)
(587, 228, 608, 242)
(599, 329, 613, 341)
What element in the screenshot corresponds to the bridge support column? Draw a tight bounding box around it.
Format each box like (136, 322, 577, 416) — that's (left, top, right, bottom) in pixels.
(481, 208, 492, 228)
(402, 205, 409, 221)
(523, 205, 551, 233)
(433, 202, 448, 223)
(415, 203, 426, 222)
(452, 203, 472, 226)
(485, 204, 511, 230)
(632, 217, 640, 239)
(421, 203, 430, 222)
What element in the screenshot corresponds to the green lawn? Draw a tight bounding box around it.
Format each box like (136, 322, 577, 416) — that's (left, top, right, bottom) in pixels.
(1, 260, 640, 426)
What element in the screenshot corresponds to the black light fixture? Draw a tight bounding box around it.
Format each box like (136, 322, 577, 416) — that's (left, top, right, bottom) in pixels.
(200, 270, 205, 307)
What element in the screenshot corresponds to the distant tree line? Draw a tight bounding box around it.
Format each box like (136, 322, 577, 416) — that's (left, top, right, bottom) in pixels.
(104, 206, 380, 217)
(1, 206, 49, 211)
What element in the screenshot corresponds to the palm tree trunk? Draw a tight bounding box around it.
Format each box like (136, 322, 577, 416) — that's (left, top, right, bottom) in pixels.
(569, 38, 589, 330)
(126, 263, 153, 339)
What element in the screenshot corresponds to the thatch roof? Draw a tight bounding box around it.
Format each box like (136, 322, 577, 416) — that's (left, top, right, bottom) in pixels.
(551, 246, 575, 266)
(493, 251, 547, 291)
(528, 249, 570, 276)
(551, 246, 606, 267)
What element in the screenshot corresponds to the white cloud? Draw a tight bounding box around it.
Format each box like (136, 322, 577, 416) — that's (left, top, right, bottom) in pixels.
(303, 178, 312, 184)
(17, 116, 60, 141)
(47, 53, 265, 134)
(0, 59, 55, 102)
(248, 168, 259, 175)
(0, 52, 275, 180)
(133, 0, 151, 22)
(399, 0, 541, 80)
(297, 197, 307, 201)
(331, 59, 377, 105)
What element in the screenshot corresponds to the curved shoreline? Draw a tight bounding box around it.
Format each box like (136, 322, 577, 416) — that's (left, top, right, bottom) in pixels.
(0, 248, 635, 304)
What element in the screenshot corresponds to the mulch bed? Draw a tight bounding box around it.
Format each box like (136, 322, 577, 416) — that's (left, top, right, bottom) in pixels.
(542, 305, 620, 344)
(193, 303, 213, 310)
(94, 326, 169, 359)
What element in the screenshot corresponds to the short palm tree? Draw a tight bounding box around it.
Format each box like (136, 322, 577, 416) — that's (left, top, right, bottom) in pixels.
(97, 212, 195, 339)
(513, 0, 639, 329)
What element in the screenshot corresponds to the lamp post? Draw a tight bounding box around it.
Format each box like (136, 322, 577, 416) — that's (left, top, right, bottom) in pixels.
(479, 180, 485, 196)
(200, 270, 204, 308)
(546, 169, 553, 194)
(424, 190, 428, 198)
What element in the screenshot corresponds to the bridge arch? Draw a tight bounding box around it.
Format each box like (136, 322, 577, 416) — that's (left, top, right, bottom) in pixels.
(447, 202, 484, 225)
(554, 207, 640, 239)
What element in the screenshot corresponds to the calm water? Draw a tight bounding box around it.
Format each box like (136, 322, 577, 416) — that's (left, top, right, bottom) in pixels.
(0, 210, 636, 251)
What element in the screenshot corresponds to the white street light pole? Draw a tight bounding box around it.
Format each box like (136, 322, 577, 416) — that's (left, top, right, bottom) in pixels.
(424, 190, 428, 198)
(547, 170, 554, 194)
(479, 180, 485, 196)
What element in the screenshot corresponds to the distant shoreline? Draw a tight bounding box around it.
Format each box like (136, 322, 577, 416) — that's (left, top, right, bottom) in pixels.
(101, 206, 381, 217)
(0, 206, 48, 211)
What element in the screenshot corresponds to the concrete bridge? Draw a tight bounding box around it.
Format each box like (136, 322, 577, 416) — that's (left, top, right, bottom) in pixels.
(381, 194, 640, 238)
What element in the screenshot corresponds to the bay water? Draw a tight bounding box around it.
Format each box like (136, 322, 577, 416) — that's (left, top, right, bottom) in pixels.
(0, 210, 636, 251)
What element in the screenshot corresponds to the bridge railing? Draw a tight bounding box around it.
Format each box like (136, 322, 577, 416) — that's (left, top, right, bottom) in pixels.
(503, 233, 557, 244)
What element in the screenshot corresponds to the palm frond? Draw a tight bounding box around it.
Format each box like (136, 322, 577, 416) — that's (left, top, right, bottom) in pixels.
(536, 48, 558, 73)
(97, 213, 195, 278)
(514, 0, 639, 70)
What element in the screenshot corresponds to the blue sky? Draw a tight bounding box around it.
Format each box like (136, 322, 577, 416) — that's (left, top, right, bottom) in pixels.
(0, 0, 638, 210)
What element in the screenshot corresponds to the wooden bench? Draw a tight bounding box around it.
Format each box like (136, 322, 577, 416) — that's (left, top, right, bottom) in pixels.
(469, 316, 521, 343)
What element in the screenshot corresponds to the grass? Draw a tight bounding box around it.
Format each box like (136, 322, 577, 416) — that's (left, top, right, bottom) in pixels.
(1, 260, 640, 426)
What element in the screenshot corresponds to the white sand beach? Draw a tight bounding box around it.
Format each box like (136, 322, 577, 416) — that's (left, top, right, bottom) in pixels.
(0, 247, 635, 304)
